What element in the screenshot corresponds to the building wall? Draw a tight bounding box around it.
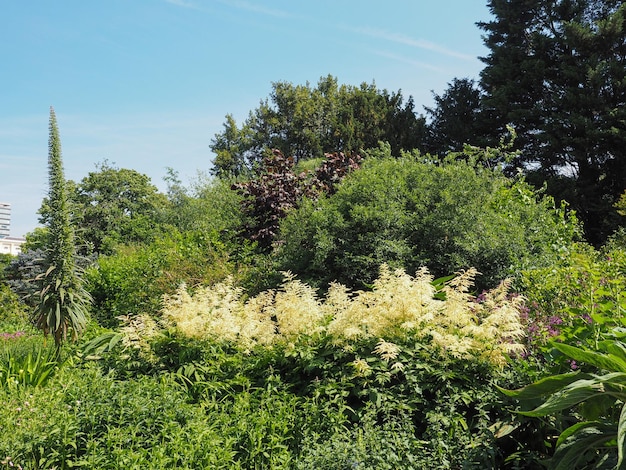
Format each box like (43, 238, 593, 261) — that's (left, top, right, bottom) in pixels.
(0, 202, 10, 238)
(0, 237, 25, 256)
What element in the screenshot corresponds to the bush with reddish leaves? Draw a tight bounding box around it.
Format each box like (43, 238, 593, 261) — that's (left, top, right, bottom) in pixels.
(232, 149, 360, 250)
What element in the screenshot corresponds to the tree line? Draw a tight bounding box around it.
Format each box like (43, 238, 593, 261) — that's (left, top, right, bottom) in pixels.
(210, 0, 626, 245)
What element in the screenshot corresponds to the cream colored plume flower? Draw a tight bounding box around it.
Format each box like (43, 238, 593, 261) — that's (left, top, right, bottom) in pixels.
(161, 265, 526, 367)
(272, 273, 324, 339)
(351, 358, 372, 377)
(373, 339, 400, 361)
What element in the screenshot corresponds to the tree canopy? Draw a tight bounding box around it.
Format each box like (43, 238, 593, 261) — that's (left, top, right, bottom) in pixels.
(478, 0, 626, 243)
(72, 162, 169, 254)
(210, 75, 426, 177)
(277, 144, 581, 292)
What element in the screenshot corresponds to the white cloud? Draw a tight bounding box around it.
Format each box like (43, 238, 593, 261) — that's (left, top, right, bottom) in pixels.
(349, 26, 477, 62)
(164, 0, 200, 9)
(216, 0, 292, 18)
(370, 49, 443, 73)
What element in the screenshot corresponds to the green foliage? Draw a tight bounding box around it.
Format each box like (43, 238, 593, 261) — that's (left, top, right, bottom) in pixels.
(278, 146, 580, 291)
(0, 262, 536, 469)
(503, 336, 626, 469)
(162, 169, 245, 236)
(33, 107, 91, 348)
(425, 77, 489, 156)
(232, 149, 361, 250)
(0, 337, 60, 389)
(0, 365, 238, 469)
(0, 283, 27, 330)
(3, 248, 47, 308)
(519, 244, 626, 358)
(479, 0, 626, 243)
(210, 75, 426, 176)
(73, 161, 169, 255)
(294, 410, 427, 470)
(86, 229, 237, 327)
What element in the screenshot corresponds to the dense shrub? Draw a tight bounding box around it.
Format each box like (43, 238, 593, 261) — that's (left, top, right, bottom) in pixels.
(0, 283, 28, 331)
(86, 229, 237, 327)
(162, 172, 246, 237)
(519, 243, 626, 362)
(277, 145, 581, 291)
(0, 365, 238, 469)
(162, 265, 525, 366)
(157, 265, 533, 467)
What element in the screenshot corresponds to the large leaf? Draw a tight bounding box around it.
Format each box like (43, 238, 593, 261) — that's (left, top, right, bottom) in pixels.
(603, 342, 626, 364)
(520, 373, 626, 417)
(551, 424, 616, 470)
(80, 332, 122, 360)
(552, 342, 626, 373)
(617, 403, 626, 469)
(498, 371, 586, 400)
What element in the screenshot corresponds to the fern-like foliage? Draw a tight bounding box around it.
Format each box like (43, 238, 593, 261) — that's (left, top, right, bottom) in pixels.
(162, 265, 525, 366)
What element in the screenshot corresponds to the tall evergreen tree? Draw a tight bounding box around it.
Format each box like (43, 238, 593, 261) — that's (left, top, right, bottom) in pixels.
(424, 78, 488, 155)
(479, 0, 626, 243)
(33, 107, 90, 348)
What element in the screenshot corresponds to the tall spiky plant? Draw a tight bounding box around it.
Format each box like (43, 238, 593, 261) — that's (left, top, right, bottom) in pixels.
(33, 107, 90, 349)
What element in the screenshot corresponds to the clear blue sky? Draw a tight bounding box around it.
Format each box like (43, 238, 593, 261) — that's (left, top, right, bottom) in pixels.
(1, 0, 491, 237)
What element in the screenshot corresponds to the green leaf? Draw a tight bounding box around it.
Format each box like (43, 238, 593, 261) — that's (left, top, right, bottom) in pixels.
(580, 393, 618, 421)
(520, 374, 626, 418)
(556, 421, 602, 448)
(498, 371, 585, 400)
(603, 341, 626, 364)
(552, 342, 626, 373)
(618, 403, 626, 469)
(551, 425, 616, 470)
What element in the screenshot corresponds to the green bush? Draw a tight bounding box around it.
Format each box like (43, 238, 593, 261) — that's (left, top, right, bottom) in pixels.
(277, 146, 580, 291)
(519, 243, 626, 360)
(163, 172, 246, 236)
(86, 229, 237, 327)
(157, 265, 533, 467)
(294, 410, 427, 470)
(0, 365, 237, 469)
(0, 283, 28, 331)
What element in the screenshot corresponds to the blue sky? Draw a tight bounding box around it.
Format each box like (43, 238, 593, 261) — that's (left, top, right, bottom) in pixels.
(1, 0, 491, 237)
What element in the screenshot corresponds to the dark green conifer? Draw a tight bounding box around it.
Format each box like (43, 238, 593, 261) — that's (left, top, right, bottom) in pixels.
(479, 0, 626, 243)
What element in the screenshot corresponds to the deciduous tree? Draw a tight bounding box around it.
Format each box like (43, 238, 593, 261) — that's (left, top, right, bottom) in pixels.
(210, 75, 425, 176)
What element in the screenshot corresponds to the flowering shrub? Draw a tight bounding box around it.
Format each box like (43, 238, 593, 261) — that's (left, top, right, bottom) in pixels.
(518, 244, 626, 360)
(162, 265, 525, 367)
(0, 331, 26, 341)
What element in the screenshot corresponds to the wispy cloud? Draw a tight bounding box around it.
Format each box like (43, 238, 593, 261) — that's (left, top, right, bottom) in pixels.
(350, 26, 476, 62)
(370, 50, 443, 73)
(164, 0, 200, 9)
(216, 0, 292, 18)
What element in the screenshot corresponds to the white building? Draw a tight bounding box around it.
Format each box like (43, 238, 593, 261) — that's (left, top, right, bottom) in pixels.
(0, 236, 26, 256)
(0, 202, 10, 238)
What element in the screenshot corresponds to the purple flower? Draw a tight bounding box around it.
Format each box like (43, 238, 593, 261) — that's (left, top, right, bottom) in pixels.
(0, 331, 26, 341)
(547, 315, 563, 326)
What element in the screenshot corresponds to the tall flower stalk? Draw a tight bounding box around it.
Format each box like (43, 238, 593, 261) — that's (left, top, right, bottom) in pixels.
(33, 107, 91, 349)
